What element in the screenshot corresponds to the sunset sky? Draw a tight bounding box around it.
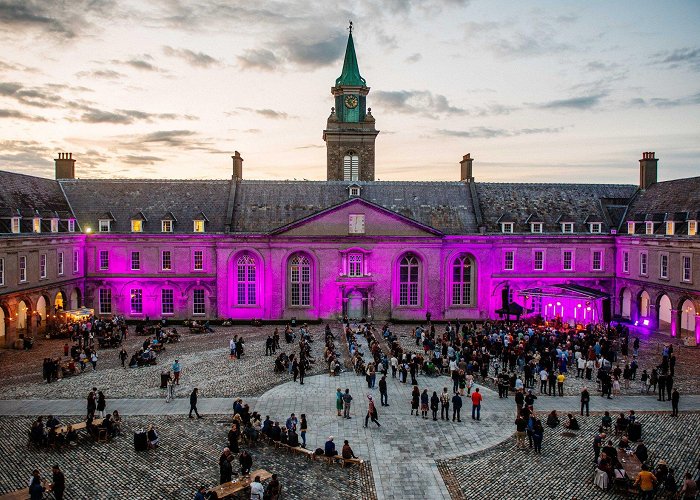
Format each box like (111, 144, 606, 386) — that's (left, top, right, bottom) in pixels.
(0, 0, 698, 182)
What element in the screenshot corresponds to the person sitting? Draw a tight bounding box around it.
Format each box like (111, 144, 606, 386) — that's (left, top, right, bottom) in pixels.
(65, 425, 78, 445)
(601, 411, 613, 430)
(287, 428, 299, 447)
(262, 416, 272, 436)
(564, 414, 580, 430)
(239, 450, 253, 476)
(129, 354, 139, 368)
(111, 410, 122, 436)
(324, 436, 337, 457)
(30, 418, 46, 446)
(618, 436, 630, 450)
(615, 412, 629, 435)
(546, 410, 560, 428)
(654, 460, 669, 486)
(46, 415, 60, 430)
(279, 427, 288, 445)
(635, 440, 648, 463)
(341, 440, 357, 459)
(270, 422, 281, 442)
(147, 425, 159, 448)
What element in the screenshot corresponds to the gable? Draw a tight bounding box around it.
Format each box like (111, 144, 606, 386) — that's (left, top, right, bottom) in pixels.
(272, 199, 442, 237)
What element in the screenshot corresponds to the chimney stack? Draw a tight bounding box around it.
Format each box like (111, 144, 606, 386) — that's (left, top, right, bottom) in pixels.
(639, 151, 657, 190)
(232, 151, 243, 179)
(460, 153, 474, 182)
(54, 152, 76, 179)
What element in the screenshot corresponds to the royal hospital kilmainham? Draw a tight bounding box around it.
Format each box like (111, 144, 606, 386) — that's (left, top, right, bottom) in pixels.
(0, 31, 698, 348)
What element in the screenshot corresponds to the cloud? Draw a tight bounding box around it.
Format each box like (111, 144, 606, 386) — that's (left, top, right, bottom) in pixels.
(405, 53, 422, 64)
(373, 90, 466, 117)
(653, 47, 700, 71)
(0, 108, 47, 121)
(76, 69, 124, 79)
(77, 107, 183, 124)
(238, 31, 346, 71)
(120, 154, 165, 165)
(436, 126, 563, 138)
(535, 94, 606, 110)
(628, 92, 700, 108)
(233, 107, 291, 120)
(237, 48, 280, 71)
(0, 59, 39, 74)
(295, 144, 325, 149)
(0, 139, 52, 170)
(162, 46, 219, 67)
(491, 33, 571, 58)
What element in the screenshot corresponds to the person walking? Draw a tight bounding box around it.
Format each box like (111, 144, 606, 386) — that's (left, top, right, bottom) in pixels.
(379, 375, 388, 406)
(471, 387, 483, 421)
(580, 387, 590, 417)
(300, 414, 308, 447)
(172, 359, 181, 385)
(671, 388, 680, 417)
(343, 388, 353, 419)
(96, 391, 106, 418)
(452, 392, 463, 422)
(364, 395, 380, 428)
(440, 387, 450, 421)
(336, 388, 343, 417)
(189, 388, 202, 418)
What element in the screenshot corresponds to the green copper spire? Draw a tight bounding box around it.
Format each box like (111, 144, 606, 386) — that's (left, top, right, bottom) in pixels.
(335, 22, 366, 87)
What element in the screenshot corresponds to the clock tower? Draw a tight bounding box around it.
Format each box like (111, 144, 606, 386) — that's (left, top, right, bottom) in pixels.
(324, 23, 379, 181)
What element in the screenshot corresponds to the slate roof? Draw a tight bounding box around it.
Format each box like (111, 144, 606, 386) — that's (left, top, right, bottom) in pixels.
(59, 179, 231, 233)
(625, 177, 700, 223)
(231, 180, 478, 234)
(475, 183, 638, 233)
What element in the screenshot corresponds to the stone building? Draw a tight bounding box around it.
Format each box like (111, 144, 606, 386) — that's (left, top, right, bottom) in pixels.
(0, 31, 698, 347)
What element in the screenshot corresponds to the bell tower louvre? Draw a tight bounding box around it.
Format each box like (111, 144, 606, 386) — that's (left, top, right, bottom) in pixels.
(324, 22, 379, 181)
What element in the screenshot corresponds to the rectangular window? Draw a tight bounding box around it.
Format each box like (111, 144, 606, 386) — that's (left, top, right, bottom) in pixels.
(562, 223, 574, 234)
(33, 218, 41, 233)
(19, 255, 27, 282)
(131, 251, 140, 271)
(504, 250, 514, 271)
(645, 221, 654, 235)
(99, 289, 112, 315)
(99, 250, 109, 270)
(590, 223, 602, 233)
(660, 254, 669, 279)
(0, 258, 4, 286)
(501, 222, 513, 234)
(11, 218, 20, 233)
(563, 250, 573, 271)
(193, 250, 203, 271)
(68, 219, 75, 232)
(665, 221, 674, 235)
(161, 220, 173, 233)
(50, 219, 59, 233)
(682, 255, 692, 282)
(73, 249, 79, 273)
(161, 250, 172, 270)
(130, 289, 143, 314)
(99, 220, 111, 232)
(531, 223, 543, 234)
(627, 222, 635, 235)
(532, 295, 542, 315)
(348, 253, 363, 277)
(623, 251, 629, 273)
(534, 250, 544, 271)
(161, 289, 174, 315)
(640, 252, 648, 276)
(689, 221, 697, 236)
(193, 220, 205, 233)
(592, 250, 602, 271)
(193, 289, 205, 315)
(58, 252, 64, 276)
(40, 254, 47, 278)
(131, 220, 143, 232)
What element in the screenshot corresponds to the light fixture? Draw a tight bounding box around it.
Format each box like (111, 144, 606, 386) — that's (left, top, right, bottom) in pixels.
(642, 319, 650, 326)
(85, 227, 92, 233)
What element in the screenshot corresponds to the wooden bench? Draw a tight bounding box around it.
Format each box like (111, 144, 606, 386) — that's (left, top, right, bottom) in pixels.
(287, 445, 315, 461)
(207, 469, 271, 499)
(0, 488, 29, 500)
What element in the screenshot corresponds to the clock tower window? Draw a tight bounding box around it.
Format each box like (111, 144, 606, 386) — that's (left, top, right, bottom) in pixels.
(343, 153, 359, 181)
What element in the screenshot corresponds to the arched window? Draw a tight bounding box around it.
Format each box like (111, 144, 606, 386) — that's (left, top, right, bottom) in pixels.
(399, 254, 420, 306)
(236, 254, 257, 305)
(451, 255, 473, 306)
(343, 153, 359, 181)
(289, 254, 311, 306)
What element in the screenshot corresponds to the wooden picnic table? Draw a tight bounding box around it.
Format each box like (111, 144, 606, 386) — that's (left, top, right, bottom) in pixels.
(0, 481, 50, 500)
(617, 449, 642, 481)
(207, 469, 271, 499)
(54, 418, 103, 435)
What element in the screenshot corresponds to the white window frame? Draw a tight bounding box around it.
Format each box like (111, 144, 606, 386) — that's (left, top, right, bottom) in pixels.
(562, 249, 574, 271)
(98, 219, 111, 232)
(659, 253, 669, 280)
(349, 186, 360, 197)
(161, 250, 172, 271)
(501, 222, 514, 234)
(645, 221, 654, 235)
(343, 153, 359, 181)
(161, 220, 173, 233)
(193, 289, 206, 315)
(131, 220, 143, 232)
(99, 288, 112, 315)
(130, 288, 143, 314)
(627, 221, 635, 235)
(681, 254, 692, 283)
(591, 249, 603, 271)
(193, 220, 205, 233)
(68, 219, 75, 232)
(11, 217, 20, 234)
(0, 257, 4, 286)
(589, 222, 602, 234)
(161, 288, 174, 315)
(50, 219, 59, 233)
(689, 221, 697, 236)
(33, 218, 41, 233)
(530, 222, 543, 234)
(39, 254, 47, 279)
(99, 250, 109, 270)
(640, 251, 648, 276)
(503, 250, 515, 271)
(665, 221, 674, 236)
(58, 252, 64, 276)
(73, 249, 79, 273)
(533, 249, 544, 271)
(19, 255, 27, 282)
(561, 222, 574, 234)
(131, 251, 141, 271)
(193, 250, 204, 271)
(622, 250, 629, 274)
(348, 253, 363, 277)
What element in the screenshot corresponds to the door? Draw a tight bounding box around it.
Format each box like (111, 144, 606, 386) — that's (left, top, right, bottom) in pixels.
(347, 291, 364, 320)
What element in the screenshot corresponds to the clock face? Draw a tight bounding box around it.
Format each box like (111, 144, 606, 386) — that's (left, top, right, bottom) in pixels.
(344, 95, 358, 109)
(349, 214, 365, 234)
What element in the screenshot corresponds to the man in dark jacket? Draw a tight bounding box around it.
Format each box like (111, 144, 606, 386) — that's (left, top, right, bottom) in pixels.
(671, 388, 680, 417)
(379, 375, 388, 406)
(219, 448, 233, 484)
(324, 436, 337, 456)
(452, 393, 463, 422)
(580, 387, 591, 416)
(51, 465, 65, 500)
(189, 388, 202, 418)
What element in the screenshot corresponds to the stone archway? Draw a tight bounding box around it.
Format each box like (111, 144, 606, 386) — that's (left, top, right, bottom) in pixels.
(619, 288, 631, 319)
(657, 294, 672, 334)
(36, 295, 48, 332)
(0, 305, 6, 341)
(679, 299, 696, 336)
(70, 288, 81, 309)
(17, 300, 30, 332)
(638, 291, 651, 318)
(54, 290, 66, 311)
(346, 290, 364, 320)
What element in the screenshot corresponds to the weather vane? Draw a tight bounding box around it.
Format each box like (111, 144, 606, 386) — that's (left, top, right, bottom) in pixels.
(348, 21, 353, 34)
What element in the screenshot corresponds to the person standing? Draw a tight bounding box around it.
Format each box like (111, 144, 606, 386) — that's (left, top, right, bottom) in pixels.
(96, 391, 106, 418)
(219, 448, 233, 484)
(119, 348, 127, 368)
(172, 359, 181, 385)
(249, 475, 264, 500)
(471, 388, 482, 421)
(86, 387, 97, 418)
(364, 395, 380, 428)
(440, 387, 450, 421)
(166, 375, 175, 403)
(452, 392, 463, 422)
(336, 388, 343, 417)
(299, 414, 308, 448)
(390, 355, 398, 378)
(50, 465, 65, 500)
(666, 374, 674, 402)
(378, 375, 388, 406)
(189, 388, 202, 418)
(420, 389, 429, 419)
(430, 391, 440, 421)
(557, 372, 565, 397)
(90, 351, 98, 371)
(580, 387, 590, 417)
(299, 359, 306, 385)
(671, 388, 680, 417)
(411, 385, 420, 416)
(343, 388, 353, 419)
(532, 419, 544, 454)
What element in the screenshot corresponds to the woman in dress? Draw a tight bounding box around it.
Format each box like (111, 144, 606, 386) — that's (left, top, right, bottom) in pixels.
(336, 388, 343, 417)
(420, 389, 429, 419)
(410, 385, 420, 416)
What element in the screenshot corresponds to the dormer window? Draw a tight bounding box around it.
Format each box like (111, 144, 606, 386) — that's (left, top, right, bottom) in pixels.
(131, 220, 143, 232)
(530, 222, 543, 234)
(98, 219, 111, 232)
(665, 221, 674, 235)
(68, 219, 75, 232)
(33, 217, 41, 233)
(689, 220, 697, 236)
(561, 222, 574, 234)
(589, 222, 602, 233)
(627, 222, 635, 235)
(50, 219, 59, 233)
(645, 221, 654, 235)
(501, 222, 514, 234)
(161, 220, 173, 233)
(11, 217, 20, 234)
(349, 186, 360, 198)
(193, 220, 205, 233)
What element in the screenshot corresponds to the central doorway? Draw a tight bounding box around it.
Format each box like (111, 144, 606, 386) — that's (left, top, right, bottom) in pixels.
(347, 290, 364, 320)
